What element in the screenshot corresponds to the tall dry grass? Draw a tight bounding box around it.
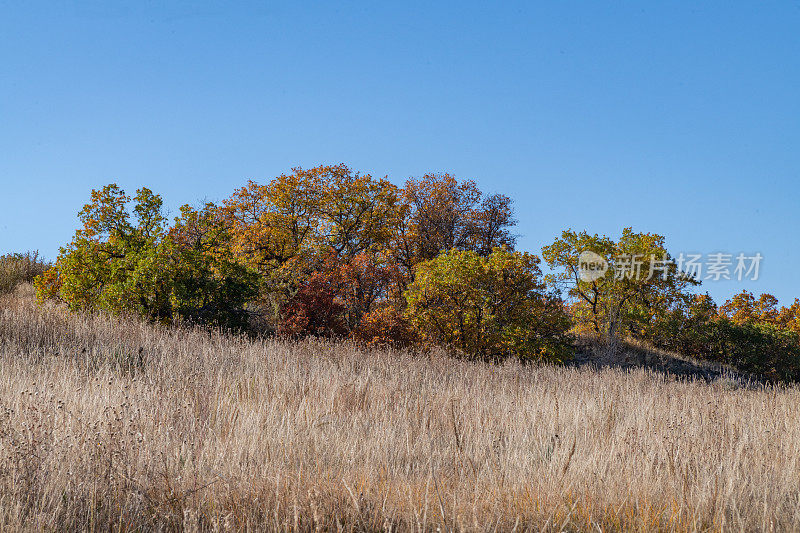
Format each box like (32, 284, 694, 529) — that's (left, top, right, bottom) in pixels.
(0, 252, 49, 295)
(1, 284, 799, 531)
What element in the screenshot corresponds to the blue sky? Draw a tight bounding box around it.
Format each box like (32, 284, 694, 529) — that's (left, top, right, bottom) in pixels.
(1, 1, 799, 303)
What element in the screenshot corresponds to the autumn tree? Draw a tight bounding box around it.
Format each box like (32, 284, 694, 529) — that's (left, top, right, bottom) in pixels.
(404, 247, 571, 361)
(542, 228, 699, 346)
(167, 203, 259, 329)
(221, 165, 404, 316)
(221, 168, 324, 276)
(719, 291, 781, 325)
(394, 174, 516, 280)
(777, 299, 800, 335)
(318, 168, 404, 260)
(36, 185, 258, 328)
(222, 164, 403, 267)
(279, 251, 402, 338)
(718, 291, 800, 338)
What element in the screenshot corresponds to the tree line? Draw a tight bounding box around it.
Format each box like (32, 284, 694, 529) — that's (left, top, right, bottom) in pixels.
(33, 164, 800, 380)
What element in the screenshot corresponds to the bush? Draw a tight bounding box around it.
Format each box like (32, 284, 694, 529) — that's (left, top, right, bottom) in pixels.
(279, 252, 403, 340)
(0, 251, 49, 294)
(35, 186, 258, 330)
(353, 305, 414, 348)
(645, 295, 800, 382)
(404, 248, 572, 361)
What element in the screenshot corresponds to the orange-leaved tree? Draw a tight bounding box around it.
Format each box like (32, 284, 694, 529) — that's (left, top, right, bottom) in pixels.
(394, 173, 516, 282)
(719, 291, 781, 325)
(279, 251, 405, 339)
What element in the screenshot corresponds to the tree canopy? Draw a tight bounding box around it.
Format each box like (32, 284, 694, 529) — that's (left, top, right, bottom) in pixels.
(32, 165, 800, 380)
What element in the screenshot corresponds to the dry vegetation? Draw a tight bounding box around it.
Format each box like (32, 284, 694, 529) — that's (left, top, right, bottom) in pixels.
(1, 285, 800, 531)
(0, 252, 49, 295)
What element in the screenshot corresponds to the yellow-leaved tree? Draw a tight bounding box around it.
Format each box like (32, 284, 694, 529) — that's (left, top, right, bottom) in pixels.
(542, 228, 698, 345)
(404, 247, 571, 361)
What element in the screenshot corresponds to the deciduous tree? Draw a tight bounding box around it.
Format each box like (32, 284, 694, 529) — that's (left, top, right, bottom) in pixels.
(394, 174, 516, 280)
(36, 185, 258, 329)
(404, 247, 571, 361)
(542, 228, 698, 344)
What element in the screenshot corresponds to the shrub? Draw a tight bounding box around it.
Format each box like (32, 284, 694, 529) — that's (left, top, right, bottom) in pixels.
(645, 294, 800, 382)
(353, 305, 414, 348)
(404, 248, 572, 361)
(279, 252, 401, 339)
(35, 186, 258, 330)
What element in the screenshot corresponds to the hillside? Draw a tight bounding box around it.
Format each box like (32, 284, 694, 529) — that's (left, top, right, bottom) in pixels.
(1, 285, 799, 531)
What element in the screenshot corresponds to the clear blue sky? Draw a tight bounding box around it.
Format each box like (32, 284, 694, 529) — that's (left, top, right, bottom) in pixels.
(1, 1, 799, 303)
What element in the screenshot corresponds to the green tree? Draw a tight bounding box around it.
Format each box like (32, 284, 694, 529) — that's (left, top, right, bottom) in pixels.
(36, 185, 258, 329)
(35, 184, 174, 317)
(168, 203, 259, 329)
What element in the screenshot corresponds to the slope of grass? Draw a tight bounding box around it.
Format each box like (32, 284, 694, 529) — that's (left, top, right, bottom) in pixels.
(0, 251, 49, 295)
(1, 284, 799, 531)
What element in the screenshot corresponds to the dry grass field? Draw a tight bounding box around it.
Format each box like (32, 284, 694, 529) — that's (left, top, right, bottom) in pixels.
(1, 285, 800, 531)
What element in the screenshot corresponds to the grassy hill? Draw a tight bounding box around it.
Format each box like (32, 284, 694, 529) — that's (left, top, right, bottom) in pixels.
(1, 284, 798, 531)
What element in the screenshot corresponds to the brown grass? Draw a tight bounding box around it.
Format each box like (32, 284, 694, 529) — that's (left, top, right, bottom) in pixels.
(1, 284, 800, 531)
(0, 252, 49, 295)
